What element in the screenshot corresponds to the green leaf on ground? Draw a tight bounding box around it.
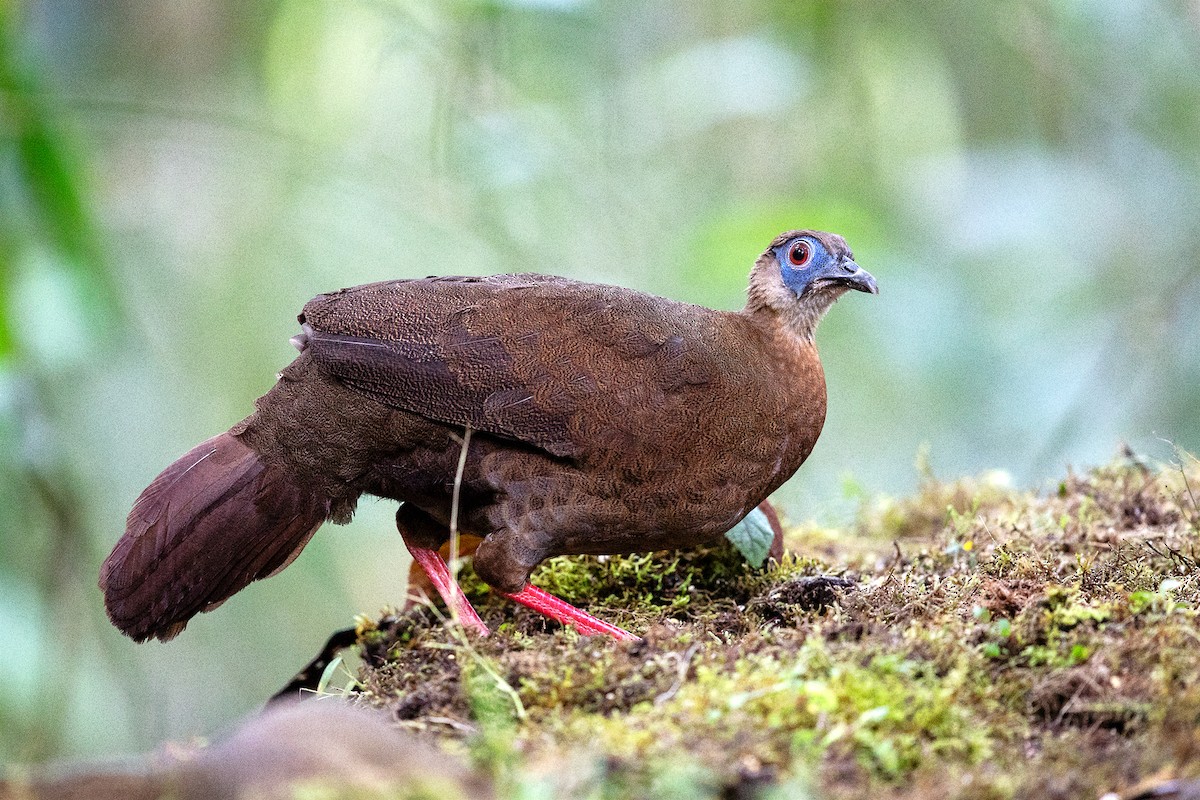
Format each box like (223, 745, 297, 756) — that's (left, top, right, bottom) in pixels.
(724, 506, 774, 568)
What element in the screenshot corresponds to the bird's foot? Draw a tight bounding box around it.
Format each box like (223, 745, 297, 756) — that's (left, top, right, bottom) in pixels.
(500, 584, 638, 641)
(407, 546, 490, 636)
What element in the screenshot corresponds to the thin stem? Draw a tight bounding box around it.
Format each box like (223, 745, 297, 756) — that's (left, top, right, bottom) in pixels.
(449, 424, 473, 578)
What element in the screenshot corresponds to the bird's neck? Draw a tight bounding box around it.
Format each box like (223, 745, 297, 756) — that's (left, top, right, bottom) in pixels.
(743, 288, 841, 343)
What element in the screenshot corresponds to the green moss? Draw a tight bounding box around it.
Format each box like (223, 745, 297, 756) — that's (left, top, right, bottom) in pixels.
(354, 454, 1200, 799)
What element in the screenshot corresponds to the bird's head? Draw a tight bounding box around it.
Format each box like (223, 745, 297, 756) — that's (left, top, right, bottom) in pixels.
(746, 230, 878, 339)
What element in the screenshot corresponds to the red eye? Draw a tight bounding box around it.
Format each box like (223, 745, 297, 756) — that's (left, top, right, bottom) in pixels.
(788, 240, 811, 267)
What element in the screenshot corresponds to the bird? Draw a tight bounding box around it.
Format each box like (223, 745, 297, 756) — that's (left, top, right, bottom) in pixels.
(99, 229, 877, 643)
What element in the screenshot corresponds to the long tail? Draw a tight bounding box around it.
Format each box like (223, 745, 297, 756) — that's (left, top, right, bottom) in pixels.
(100, 432, 330, 642)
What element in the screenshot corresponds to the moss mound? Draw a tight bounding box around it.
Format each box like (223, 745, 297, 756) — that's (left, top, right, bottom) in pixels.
(352, 452, 1200, 799)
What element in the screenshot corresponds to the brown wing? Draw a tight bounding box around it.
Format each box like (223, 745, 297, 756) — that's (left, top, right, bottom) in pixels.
(298, 274, 719, 460)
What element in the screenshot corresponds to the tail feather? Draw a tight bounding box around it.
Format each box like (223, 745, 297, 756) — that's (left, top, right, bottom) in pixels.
(101, 432, 329, 642)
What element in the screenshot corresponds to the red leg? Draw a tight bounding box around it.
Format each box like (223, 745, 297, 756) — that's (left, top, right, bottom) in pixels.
(406, 545, 490, 637)
(500, 584, 638, 641)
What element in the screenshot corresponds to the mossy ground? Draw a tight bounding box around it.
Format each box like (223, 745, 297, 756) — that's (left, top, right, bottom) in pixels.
(352, 452, 1200, 799)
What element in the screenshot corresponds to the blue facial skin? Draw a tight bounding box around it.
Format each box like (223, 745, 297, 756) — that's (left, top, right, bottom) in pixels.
(773, 236, 877, 297)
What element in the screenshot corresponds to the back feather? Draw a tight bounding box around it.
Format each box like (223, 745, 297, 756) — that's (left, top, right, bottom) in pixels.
(100, 432, 329, 642)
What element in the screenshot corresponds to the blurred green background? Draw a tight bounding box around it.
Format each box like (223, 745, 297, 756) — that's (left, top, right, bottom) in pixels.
(2, 0, 1198, 765)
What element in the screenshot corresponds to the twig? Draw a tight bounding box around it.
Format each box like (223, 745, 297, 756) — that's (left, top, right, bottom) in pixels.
(423, 716, 479, 733)
(449, 424, 473, 578)
(1157, 437, 1200, 534)
(1178, 457, 1199, 534)
(654, 643, 702, 706)
(396, 716, 479, 734)
(269, 626, 359, 703)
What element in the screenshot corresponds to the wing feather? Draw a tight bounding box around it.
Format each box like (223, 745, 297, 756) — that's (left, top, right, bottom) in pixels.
(299, 275, 720, 459)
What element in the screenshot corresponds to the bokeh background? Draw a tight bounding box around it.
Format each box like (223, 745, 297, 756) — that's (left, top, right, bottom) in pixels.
(2, 0, 1198, 765)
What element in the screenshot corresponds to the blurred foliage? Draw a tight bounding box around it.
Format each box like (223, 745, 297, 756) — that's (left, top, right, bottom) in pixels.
(0, 0, 125, 764)
(0, 0, 1198, 766)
